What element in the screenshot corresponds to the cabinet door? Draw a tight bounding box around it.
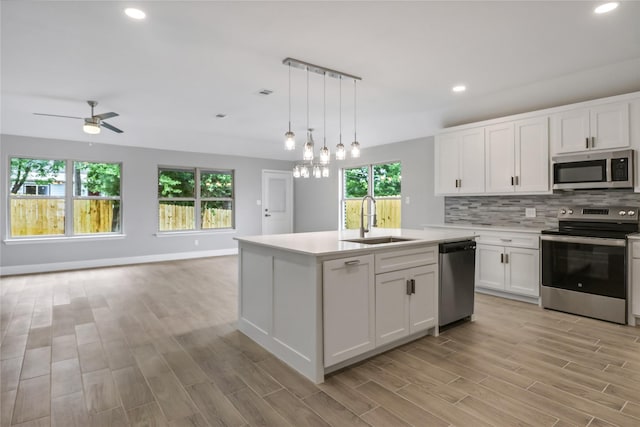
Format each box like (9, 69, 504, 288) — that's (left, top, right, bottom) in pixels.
(434, 133, 460, 195)
(504, 247, 539, 297)
(484, 123, 515, 193)
(459, 128, 486, 194)
(552, 108, 590, 154)
(475, 244, 505, 291)
(590, 102, 630, 150)
(515, 117, 549, 193)
(375, 269, 410, 347)
(632, 258, 640, 317)
(323, 255, 375, 367)
(408, 265, 438, 335)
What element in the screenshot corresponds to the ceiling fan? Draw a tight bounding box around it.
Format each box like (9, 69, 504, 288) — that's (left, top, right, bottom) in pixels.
(34, 100, 123, 134)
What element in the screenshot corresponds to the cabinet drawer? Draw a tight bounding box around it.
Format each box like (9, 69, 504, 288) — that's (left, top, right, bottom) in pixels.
(631, 241, 640, 258)
(375, 245, 437, 274)
(476, 232, 539, 249)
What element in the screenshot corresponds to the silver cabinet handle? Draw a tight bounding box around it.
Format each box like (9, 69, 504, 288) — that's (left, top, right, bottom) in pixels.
(515, 176, 519, 186)
(406, 279, 412, 295)
(500, 238, 512, 242)
(500, 253, 504, 263)
(511, 176, 514, 186)
(591, 136, 595, 148)
(411, 279, 416, 294)
(586, 137, 589, 149)
(344, 260, 360, 266)
(504, 253, 509, 264)
(459, 179, 461, 188)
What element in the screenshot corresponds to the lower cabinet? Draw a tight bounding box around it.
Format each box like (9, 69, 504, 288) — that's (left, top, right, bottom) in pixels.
(629, 240, 640, 325)
(476, 244, 539, 297)
(323, 254, 375, 367)
(375, 264, 438, 347)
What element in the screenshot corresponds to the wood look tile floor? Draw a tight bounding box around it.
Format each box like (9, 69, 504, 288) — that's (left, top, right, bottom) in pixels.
(2, 257, 640, 426)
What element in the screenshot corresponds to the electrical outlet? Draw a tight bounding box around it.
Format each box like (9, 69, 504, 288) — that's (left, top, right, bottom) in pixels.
(525, 208, 536, 218)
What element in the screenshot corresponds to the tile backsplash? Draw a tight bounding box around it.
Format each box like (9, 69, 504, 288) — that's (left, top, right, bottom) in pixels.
(445, 190, 640, 229)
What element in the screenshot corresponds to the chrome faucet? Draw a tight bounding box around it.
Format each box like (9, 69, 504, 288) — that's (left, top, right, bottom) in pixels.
(360, 195, 377, 238)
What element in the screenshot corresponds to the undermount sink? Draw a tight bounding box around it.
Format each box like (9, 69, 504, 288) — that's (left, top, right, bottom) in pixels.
(342, 236, 417, 245)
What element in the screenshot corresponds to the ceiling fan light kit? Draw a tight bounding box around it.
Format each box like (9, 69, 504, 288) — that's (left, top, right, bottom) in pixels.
(83, 118, 101, 134)
(283, 57, 362, 178)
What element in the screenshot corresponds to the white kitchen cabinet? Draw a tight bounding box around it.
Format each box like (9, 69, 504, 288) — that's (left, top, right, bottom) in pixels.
(474, 230, 540, 299)
(323, 254, 375, 367)
(434, 128, 485, 195)
(628, 240, 640, 326)
(552, 102, 629, 154)
(485, 117, 549, 194)
(375, 264, 437, 347)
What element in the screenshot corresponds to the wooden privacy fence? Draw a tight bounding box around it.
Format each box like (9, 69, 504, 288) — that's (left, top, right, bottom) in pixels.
(345, 198, 401, 229)
(159, 203, 232, 230)
(10, 198, 116, 236)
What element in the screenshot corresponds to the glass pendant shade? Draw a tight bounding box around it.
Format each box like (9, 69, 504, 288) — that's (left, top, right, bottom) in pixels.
(301, 165, 310, 178)
(292, 165, 301, 178)
(335, 142, 346, 160)
(319, 146, 330, 164)
(313, 164, 322, 178)
(303, 142, 314, 161)
(285, 131, 295, 150)
(322, 165, 330, 177)
(351, 140, 361, 158)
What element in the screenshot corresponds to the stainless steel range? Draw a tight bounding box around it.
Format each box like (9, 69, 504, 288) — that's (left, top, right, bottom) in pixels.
(541, 206, 639, 324)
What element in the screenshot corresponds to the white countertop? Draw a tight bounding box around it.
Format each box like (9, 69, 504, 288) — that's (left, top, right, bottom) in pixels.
(235, 228, 476, 256)
(421, 223, 543, 235)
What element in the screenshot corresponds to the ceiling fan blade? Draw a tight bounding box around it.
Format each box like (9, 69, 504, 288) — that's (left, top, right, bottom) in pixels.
(94, 112, 118, 120)
(33, 113, 83, 119)
(101, 121, 124, 133)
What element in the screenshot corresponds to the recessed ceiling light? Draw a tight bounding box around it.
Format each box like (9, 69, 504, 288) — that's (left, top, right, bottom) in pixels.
(452, 85, 467, 93)
(124, 8, 146, 20)
(594, 2, 619, 14)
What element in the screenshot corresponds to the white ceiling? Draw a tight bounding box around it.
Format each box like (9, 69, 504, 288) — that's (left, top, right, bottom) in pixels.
(2, 1, 640, 161)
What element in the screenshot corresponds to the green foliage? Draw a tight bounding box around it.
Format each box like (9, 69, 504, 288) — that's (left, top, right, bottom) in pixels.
(201, 171, 233, 198)
(373, 162, 401, 197)
(344, 166, 369, 198)
(74, 162, 121, 196)
(9, 158, 65, 194)
(158, 169, 195, 198)
(344, 162, 401, 199)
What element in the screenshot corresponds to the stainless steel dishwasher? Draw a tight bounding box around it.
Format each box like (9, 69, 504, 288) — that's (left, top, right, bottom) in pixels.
(439, 240, 476, 327)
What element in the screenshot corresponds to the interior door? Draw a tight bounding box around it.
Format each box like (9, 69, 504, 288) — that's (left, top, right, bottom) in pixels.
(262, 170, 293, 235)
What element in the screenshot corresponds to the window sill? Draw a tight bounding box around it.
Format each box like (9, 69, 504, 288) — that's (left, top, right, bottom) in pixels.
(154, 229, 237, 237)
(3, 234, 126, 245)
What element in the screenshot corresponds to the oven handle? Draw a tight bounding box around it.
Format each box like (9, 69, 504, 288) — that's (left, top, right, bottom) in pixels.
(540, 235, 626, 247)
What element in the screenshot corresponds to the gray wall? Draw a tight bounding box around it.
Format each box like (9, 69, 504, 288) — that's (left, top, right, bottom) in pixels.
(294, 136, 444, 232)
(445, 190, 640, 229)
(0, 134, 292, 269)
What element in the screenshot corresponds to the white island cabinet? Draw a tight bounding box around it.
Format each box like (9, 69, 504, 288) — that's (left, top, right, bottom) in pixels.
(235, 228, 474, 383)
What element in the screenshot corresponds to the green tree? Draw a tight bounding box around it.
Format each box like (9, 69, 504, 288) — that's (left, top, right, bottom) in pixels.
(158, 170, 195, 198)
(74, 162, 121, 196)
(201, 171, 232, 198)
(345, 166, 368, 198)
(374, 162, 401, 197)
(10, 158, 65, 194)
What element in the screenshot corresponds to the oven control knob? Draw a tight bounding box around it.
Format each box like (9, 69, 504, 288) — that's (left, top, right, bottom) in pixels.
(619, 210, 627, 216)
(567, 209, 573, 214)
(628, 210, 636, 216)
(560, 209, 566, 214)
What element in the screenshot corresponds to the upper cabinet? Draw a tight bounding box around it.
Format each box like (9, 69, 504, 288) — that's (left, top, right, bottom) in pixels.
(434, 128, 485, 195)
(551, 102, 630, 155)
(485, 117, 549, 194)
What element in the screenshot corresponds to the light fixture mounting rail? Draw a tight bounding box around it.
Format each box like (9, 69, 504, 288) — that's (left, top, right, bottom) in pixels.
(282, 58, 362, 82)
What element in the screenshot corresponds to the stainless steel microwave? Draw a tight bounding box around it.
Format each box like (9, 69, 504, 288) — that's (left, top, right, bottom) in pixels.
(552, 149, 634, 190)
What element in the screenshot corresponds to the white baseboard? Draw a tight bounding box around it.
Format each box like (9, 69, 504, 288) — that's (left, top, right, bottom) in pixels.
(0, 248, 238, 276)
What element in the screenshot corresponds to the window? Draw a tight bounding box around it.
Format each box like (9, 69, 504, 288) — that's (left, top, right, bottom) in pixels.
(8, 157, 122, 237)
(341, 162, 401, 229)
(158, 167, 234, 232)
(73, 162, 121, 234)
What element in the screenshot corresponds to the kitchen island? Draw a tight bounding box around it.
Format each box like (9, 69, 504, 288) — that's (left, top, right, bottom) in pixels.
(235, 228, 475, 383)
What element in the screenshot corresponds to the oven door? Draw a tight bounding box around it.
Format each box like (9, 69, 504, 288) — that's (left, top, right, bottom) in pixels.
(541, 235, 626, 298)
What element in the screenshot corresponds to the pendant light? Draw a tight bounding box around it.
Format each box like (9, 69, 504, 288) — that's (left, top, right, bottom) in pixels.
(319, 72, 330, 165)
(351, 79, 361, 158)
(302, 68, 314, 161)
(335, 76, 346, 160)
(283, 57, 362, 178)
(284, 63, 295, 150)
